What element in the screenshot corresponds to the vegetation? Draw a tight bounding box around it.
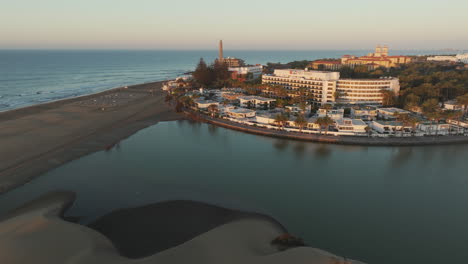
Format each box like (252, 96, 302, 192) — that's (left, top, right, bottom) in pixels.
(192, 58, 230, 88)
(315, 116, 334, 135)
(294, 114, 308, 131)
(274, 113, 289, 129)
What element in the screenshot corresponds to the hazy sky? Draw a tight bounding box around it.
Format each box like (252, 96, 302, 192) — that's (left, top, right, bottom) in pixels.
(1, 0, 467, 50)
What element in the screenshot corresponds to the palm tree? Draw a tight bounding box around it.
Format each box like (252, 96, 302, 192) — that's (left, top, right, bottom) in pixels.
(316, 116, 334, 135)
(456, 94, 468, 117)
(364, 126, 372, 137)
(294, 114, 308, 132)
(322, 103, 333, 116)
(207, 104, 219, 117)
(407, 116, 419, 136)
(274, 113, 288, 129)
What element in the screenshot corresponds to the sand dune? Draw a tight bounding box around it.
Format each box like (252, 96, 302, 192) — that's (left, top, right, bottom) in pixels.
(0, 192, 366, 264)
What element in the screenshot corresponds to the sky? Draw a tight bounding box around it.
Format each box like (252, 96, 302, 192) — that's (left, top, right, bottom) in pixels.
(1, 0, 467, 50)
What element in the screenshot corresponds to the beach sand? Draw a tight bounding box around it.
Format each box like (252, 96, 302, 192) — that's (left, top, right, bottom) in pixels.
(0, 82, 183, 194)
(0, 192, 366, 264)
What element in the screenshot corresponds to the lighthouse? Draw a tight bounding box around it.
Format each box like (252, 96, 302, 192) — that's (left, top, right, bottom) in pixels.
(219, 40, 224, 61)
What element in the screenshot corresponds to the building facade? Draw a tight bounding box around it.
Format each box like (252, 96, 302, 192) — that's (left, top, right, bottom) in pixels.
(262, 69, 400, 105)
(341, 45, 411, 68)
(229, 65, 263, 81)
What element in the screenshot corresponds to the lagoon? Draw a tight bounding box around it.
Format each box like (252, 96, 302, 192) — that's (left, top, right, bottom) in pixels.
(0, 120, 467, 264)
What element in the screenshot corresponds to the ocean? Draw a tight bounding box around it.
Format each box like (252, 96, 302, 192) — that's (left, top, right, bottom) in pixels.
(0, 49, 449, 112)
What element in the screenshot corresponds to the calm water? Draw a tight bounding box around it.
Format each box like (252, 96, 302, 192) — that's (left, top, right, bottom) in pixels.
(0, 49, 449, 111)
(0, 120, 467, 264)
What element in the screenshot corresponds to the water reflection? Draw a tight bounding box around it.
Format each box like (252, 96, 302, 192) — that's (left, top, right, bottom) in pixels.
(314, 144, 332, 159)
(293, 142, 306, 158)
(390, 147, 414, 168)
(0, 121, 463, 264)
(273, 139, 290, 152)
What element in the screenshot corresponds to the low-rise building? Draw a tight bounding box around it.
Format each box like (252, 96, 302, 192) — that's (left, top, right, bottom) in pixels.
(335, 118, 367, 133)
(238, 96, 276, 109)
(443, 100, 462, 111)
(285, 104, 311, 115)
(427, 56, 459, 62)
(418, 122, 451, 134)
(371, 120, 413, 134)
(351, 105, 378, 120)
(317, 108, 344, 120)
(309, 60, 342, 71)
(226, 108, 256, 119)
(194, 99, 219, 110)
(377, 107, 411, 120)
(447, 119, 468, 128)
(229, 65, 263, 81)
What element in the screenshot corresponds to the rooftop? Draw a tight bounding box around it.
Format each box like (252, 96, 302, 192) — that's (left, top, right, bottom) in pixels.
(228, 108, 256, 114)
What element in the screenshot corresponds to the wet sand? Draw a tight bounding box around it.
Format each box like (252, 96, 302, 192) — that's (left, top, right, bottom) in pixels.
(0, 82, 183, 194)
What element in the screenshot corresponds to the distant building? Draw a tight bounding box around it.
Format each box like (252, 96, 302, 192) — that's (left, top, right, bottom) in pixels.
(229, 65, 263, 81)
(309, 60, 342, 71)
(427, 53, 468, 64)
(427, 56, 459, 62)
(341, 45, 412, 68)
(262, 69, 400, 105)
(443, 100, 462, 111)
(457, 53, 468, 64)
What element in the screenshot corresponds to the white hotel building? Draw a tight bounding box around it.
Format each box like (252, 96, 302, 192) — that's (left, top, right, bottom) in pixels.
(262, 69, 400, 105)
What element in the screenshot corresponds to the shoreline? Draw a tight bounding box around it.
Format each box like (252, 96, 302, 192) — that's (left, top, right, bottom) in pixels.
(192, 113, 468, 146)
(0, 80, 183, 194)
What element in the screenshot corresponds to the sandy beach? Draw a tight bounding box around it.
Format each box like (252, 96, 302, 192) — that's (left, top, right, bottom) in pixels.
(0, 81, 183, 194)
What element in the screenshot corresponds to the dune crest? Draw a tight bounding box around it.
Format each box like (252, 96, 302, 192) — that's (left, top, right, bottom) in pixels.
(0, 192, 366, 264)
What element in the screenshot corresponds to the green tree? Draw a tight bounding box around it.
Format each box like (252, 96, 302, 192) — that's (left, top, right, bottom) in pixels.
(315, 116, 334, 135)
(193, 58, 214, 86)
(294, 114, 308, 132)
(207, 104, 219, 117)
(456, 94, 468, 116)
(381, 89, 396, 106)
(274, 113, 289, 129)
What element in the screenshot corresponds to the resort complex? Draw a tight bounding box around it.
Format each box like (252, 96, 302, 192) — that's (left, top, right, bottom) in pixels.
(262, 69, 400, 105)
(162, 41, 468, 143)
(310, 45, 412, 70)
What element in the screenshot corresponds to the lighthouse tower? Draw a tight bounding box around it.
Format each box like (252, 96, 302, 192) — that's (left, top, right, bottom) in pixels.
(219, 40, 224, 62)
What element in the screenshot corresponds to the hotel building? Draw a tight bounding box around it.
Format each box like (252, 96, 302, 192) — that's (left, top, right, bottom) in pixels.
(262, 69, 400, 105)
(341, 45, 412, 68)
